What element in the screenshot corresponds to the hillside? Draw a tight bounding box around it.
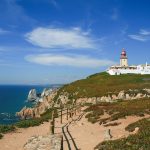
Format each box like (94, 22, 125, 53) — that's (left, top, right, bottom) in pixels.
(58, 72, 150, 99)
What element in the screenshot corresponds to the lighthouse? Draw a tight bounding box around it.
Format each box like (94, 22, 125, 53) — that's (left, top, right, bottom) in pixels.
(107, 48, 150, 75)
(120, 49, 128, 67)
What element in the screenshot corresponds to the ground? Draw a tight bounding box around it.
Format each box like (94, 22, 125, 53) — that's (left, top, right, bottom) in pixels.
(0, 107, 149, 150)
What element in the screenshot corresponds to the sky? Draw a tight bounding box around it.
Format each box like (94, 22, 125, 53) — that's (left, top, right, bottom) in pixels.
(0, 0, 150, 85)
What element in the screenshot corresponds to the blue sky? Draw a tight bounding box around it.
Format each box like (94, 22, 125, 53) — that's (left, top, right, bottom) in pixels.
(0, 0, 150, 84)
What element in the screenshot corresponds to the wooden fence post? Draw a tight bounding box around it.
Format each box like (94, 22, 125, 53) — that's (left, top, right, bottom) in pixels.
(66, 108, 68, 120)
(60, 107, 62, 124)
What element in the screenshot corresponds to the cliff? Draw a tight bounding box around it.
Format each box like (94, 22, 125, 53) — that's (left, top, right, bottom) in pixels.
(17, 72, 150, 119)
(16, 89, 58, 119)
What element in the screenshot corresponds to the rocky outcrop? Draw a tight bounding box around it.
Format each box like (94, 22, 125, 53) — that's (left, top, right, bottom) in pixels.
(58, 89, 150, 105)
(16, 89, 58, 119)
(16, 106, 35, 119)
(17, 88, 150, 120)
(41, 88, 53, 98)
(24, 135, 63, 150)
(28, 89, 37, 101)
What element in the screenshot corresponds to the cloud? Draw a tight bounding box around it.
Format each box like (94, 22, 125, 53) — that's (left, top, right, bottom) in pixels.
(128, 29, 150, 42)
(25, 54, 115, 68)
(0, 28, 9, 34)
(25, 27, 98, 49)
(139, 29, 150, 35)
(128, 35, 147, 42)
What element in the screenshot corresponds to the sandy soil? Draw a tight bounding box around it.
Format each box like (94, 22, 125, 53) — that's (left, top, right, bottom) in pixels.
(0, 122, 50, 150)
(55, 112, 150, 150)
(0, 111, 149, 150)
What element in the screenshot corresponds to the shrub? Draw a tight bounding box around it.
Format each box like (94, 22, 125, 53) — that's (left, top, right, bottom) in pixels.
(85, 98, 150, 124)
(15, 118, 42, 128)
(88, 117, 97, 124)
(0, 125, 15, 133)
(0, 134, 3, 139)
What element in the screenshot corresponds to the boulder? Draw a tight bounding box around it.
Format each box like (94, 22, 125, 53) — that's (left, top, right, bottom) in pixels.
(135, 93, 143, 99)
(111, 94, 117, 100)
(133, 127, 139, 134)
(118, 91, 125, 99)
(125, 94, 131, 100)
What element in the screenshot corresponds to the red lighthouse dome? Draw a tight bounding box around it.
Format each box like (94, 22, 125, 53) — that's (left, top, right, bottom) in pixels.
(121, 49, 126, 56)
(120, 48, 127, 58)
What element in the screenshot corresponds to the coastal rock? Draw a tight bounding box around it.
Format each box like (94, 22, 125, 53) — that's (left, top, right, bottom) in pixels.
(16, 106, 34, 119)
(28, 89, 37, 101)
(41, 88, 52, 97)
(17, 90, 58, 119)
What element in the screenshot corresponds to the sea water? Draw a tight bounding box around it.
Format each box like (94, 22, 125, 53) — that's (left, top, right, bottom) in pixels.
(0, 84, 61, 124)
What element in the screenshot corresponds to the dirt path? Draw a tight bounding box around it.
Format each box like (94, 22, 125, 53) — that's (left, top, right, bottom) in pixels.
(0, 109, 149, 150)
(0, 122, 50, 150)
(55, 111, 150, 150)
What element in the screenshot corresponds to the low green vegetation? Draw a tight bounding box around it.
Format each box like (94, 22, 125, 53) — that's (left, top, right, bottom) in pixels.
(57, 72, 150, 99)
(15, 118, 43, 128)
(0, 108, 58, 139)
(84, 98, 150, 124)
(85, 98, 150, 149)
(0, 134, 3, 139)
(95, 118, 150, 150)
(0, 124, 15, 138)
(0, 124, 15, 133)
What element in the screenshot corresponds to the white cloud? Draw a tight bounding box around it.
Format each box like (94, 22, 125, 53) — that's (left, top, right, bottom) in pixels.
(139, 29, 150, 35)
(128, 35, 147, 42)
(128, 29, 150, 42)
(25, 27, 97, 49)
(25, 54, 115, 68)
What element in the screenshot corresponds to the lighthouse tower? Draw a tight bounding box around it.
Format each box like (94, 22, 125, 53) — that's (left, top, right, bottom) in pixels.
(120, 49, 128, 67)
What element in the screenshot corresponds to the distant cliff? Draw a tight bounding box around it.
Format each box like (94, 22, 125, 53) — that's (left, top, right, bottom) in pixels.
(16, 89, 58, 119)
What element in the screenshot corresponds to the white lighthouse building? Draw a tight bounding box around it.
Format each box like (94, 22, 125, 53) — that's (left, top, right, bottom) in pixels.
(107, 49, 150, 75)
(120, 49, 128, 67)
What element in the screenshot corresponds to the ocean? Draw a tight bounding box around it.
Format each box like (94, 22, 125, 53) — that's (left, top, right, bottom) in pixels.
(0, 85, 61, 124)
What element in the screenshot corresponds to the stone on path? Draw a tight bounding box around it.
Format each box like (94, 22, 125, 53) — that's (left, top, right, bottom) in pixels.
(104, 129, 112, 140)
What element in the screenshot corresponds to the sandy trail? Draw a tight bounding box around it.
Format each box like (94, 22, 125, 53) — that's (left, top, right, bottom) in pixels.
(0, 122, 50, 150)
(55, 112, 149, 150)
(0, 110, 149, 150)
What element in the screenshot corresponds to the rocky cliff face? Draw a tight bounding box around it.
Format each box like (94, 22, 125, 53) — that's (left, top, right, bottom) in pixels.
(28, 89, 37, 101)
(56, 88, 150, 105)
(16, 89, 58, 119)
(17, 88, 150, 119)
